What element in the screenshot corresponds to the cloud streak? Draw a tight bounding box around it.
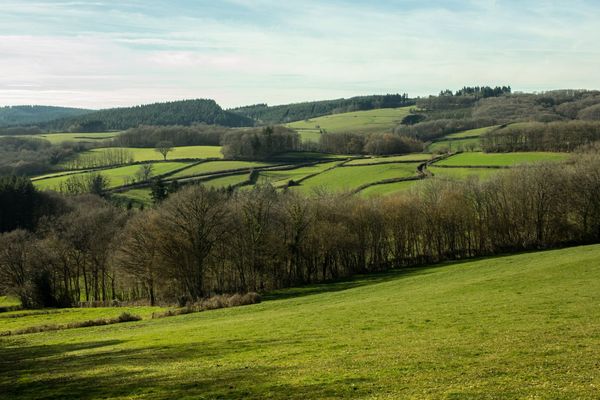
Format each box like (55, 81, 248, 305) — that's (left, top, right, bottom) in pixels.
(0, 0, 599, 108)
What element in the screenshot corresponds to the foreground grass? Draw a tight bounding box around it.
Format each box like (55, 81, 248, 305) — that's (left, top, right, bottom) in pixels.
(1, 245, 599, 399)
(287, 107, 412, 135)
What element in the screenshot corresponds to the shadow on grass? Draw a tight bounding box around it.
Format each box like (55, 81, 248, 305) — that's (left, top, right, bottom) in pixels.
(262, 250, 542, 302)
(0, 338, 373, 399)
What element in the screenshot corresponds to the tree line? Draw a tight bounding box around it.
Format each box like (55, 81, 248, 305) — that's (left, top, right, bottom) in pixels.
(481, 121, 600, 152)
(1, 151, 599, 308)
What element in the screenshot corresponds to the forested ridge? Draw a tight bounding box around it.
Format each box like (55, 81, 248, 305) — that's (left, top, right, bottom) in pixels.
(42, 99, 255, 132)
(230, 94, 413, 124)
(0, 106, 93, 128)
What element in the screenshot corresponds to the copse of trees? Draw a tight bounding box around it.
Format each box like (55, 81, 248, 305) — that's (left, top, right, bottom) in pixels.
(221, 126, 300, 159)
(481, 121, 600, 152)
(319, 132, 423, 155)
(1, 153, 600, 308)
(230, 94, 413, 124)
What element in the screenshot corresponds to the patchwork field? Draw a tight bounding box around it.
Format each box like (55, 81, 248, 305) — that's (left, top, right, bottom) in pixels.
(170, 161, 273, 179)
(287, 107, 412, 135)
(358, 179, 423, 197)
(1, 245, 599, 399)
(345, 154, 431, 165)
(436, 152, 569, 167)
(292, 162, 419, 193)
(428, 166, 500, 180)
(34, 162, 190, 190)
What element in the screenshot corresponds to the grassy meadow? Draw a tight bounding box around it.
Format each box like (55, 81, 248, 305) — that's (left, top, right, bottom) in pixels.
(34, 162, 191, 190)
(170, 161, 273, 179)
(287, 107, 412, 135)
(29, 132, 118, 144)
(345, 154, 431, 165)
(1, 245, 599, 399)
(428, 166, 501, 180)
(293, 163, 419, 193)
(358, 179, 423, 197)
(437, 151, 569, 167)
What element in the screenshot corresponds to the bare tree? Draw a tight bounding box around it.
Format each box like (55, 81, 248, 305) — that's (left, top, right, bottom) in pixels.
(155, 141, 174, 161)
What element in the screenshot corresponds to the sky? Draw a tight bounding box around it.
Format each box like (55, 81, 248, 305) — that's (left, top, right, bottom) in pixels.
(1, 0, 599, 109)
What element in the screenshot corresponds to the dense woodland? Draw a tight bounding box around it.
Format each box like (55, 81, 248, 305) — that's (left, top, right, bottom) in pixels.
(0, 149, 599, 307)
(230, 94, 413, 124)
(0, 106, 92, 128)
(43, 99, 254, 132)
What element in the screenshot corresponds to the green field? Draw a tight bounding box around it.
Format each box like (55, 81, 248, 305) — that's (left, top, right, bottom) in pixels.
(27, 132, 118, 144)
(0, 306, 164, 334)
(293, 163, 419, 193)
(1, 245, 599, 398)
(113, 188, 154, 206)
(296, 129, 322, 143)
(170, 161, 272, 179)
(83, 146, 223, 163)
(428, 166, 500, 180)
(358, 179, 423, 197)
(0, 296, 20, 308)
(34, 162, 190, 190)
(436, 152, 569, 167)
(257, 162, 340, 186)
(444, 126, 498, 139)
(287, 107, 412, 135)
(346, 154, 431, 165)
(428, 137, 481, 153)
(201, 174, 250, 189)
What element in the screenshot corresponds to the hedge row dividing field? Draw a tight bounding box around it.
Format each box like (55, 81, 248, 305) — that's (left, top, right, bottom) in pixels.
(1, 245, 598, 399)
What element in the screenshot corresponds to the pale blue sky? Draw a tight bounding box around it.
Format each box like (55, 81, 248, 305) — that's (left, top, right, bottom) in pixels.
(1, 0, 599, 108)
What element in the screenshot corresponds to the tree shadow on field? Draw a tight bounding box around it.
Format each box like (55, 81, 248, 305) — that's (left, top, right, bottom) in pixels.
(0, 338, 374, 399)
(263, 263, 451, 302)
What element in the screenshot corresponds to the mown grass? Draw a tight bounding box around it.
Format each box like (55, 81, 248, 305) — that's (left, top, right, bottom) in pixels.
(428, 137, 481, 153)
(444, 126, 498, 139)
(428, 166, 501, 180)
(84, 146, 224, 162)
(293, 163, 419, 194)
(34, 162, 190, 190)
(436, 152, 569, 167)
(346, 154, 431, 165)
(358, 179, 423, 197)
(256, 162, 341, 186)
(296, 129, 322, 143)
(170, 161, 272, 179)
(0, 307, 163, 335)
(201, 174, 250, 189)
(112, 188, 154, 206)
(0, 296, 20, 308)
(1, 245, 599, 399)
(287, 107, 412, 135)
(28, 132, 118, 144)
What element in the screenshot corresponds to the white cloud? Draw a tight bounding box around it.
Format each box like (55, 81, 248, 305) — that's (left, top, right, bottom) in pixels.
(0, 1, 599, 108)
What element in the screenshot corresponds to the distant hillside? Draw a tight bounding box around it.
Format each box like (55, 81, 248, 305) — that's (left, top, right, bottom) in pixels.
(230, 94, 414, 124)
(0, 105, 93, 128)
(44, 99, 255, 132)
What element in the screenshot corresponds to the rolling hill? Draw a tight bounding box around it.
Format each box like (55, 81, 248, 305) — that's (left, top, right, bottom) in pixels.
(44, 99, 255, 131)
(0, 105, 93, 128)
(1, 245, 599, 399)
